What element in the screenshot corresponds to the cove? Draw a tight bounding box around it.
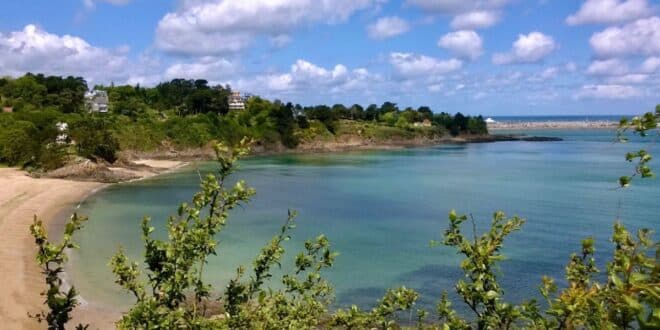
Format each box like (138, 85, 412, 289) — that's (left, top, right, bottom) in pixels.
(70, 129, 659, 312)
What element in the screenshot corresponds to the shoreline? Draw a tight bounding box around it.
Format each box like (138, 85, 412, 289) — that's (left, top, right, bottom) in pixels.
(487, 120, 618, 130)
(0, 134, 559, 329)
(0, 160, 188, 330)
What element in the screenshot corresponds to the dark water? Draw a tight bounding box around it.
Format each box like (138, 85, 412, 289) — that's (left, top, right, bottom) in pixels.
(70, 129, 659, 313)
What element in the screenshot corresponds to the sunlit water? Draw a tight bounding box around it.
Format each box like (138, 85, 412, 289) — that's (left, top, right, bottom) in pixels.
(69, 129, 659, 313)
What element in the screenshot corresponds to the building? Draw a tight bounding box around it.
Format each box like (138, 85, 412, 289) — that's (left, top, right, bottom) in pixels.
(85, 90, 109, 113)
(55, 122, 69, 144)
(228, 91, 246, 111)
(413, 119, 432, 127)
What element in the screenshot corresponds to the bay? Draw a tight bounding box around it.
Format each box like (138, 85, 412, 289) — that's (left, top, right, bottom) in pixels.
(70, 128, 659, 312)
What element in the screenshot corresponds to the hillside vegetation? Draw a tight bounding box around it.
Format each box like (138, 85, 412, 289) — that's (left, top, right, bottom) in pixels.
(0, 73, 488, 171)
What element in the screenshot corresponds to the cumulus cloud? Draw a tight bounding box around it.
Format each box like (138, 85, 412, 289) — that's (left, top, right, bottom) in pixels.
(640, 56, 660, 73)
(566, 0, 654, 25)
(156, 0, 378, 55)
(367, 16, 410, 39)
(164, 57, 238, 82)
(450, 10, 500, 29)
(407, 0, 508, 29)
(406, 0, 509, 14)
(389, 52, 462, 79)
(270, 34, 292, 48)
(527, 66, 568, 82)
(236, 59, 378, 95)
(590, 17, 660, 58)
(574, 84, 641, 99)
(0, 24, 131, 84)
(586, 58, 629, 76)
(605, 74, 649, 84)
(492, 32, 557, 64)
(83, 0, 132, 9)
(438, 30, 483, 60)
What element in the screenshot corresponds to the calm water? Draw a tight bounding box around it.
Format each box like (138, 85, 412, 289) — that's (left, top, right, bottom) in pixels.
(70, 129, 659, 312)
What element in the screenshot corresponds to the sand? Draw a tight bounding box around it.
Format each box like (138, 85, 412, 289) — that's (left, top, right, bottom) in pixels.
(0, 160, 186, 329)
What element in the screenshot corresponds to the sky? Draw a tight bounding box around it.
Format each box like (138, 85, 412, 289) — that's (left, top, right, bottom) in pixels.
(0, 0, 658, 116)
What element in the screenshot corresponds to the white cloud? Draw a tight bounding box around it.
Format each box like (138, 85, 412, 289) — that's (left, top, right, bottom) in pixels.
(565, 61, 578, 72)
(367, 16, 410, 39)
(83, 0, 132, 9)
(540, 67, 559, 79)
(156, 0, 378, 55)
(586, 58, 629, 75)
(492, 32, 557, 64)
(236, 59, 379, 95)
(566, 0, 654, 25)
(0, 24, 131, 84)
(428, 84, 443, 92)
(590, 16, 660, 58)
(450, 10, 500, 29)
(406, 0, 509, 14)
(574, 84, 641, 99)
(438, 30, 483, 60)
(605, 74, 648, 84)
(164, 57, 238, 82)
(389, 52, 462, 79)
(640, 56, 660, 73)
(270, 34, 292, 48)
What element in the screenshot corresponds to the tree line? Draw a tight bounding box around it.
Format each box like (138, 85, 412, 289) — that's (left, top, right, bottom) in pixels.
(0, 73, 488, 171)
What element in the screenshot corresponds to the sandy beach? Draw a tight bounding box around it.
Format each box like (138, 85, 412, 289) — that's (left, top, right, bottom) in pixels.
(0, 160, 186, 329)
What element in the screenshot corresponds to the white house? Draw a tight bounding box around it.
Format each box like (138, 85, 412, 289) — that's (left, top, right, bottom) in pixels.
(55, 122, 69, 144)
(228, 91, 246, 111)
(85, 90, 109, 113)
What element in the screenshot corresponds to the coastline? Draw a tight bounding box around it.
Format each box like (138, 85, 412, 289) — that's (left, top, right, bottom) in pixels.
(0, 134, 560, 329)
(0, 160, 188, 330)
(487, 120, 618, 130)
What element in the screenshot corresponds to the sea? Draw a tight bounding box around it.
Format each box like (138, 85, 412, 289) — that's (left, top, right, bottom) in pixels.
(68, 126, 659, 315)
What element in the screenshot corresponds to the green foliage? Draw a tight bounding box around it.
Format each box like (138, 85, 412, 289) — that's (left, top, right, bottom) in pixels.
(224, 212, 338, 329)
(0, 73, 86, 112)
(538, 223, 659, 329)
(331, 287, 420, 328)
(70, 115, 119, 163)
(435, 211, 537, 329)
(29, 214, 89, 330)
(0, 121, 39, 166)
(110, 139, 256, 328)
(617, 106, 658, 187)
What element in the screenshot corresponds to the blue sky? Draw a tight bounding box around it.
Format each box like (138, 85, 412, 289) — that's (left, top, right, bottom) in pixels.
(0, 0, 658, 115)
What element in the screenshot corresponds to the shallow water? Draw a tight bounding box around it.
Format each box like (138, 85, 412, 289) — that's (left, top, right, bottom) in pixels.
(70, 129, 659, 312)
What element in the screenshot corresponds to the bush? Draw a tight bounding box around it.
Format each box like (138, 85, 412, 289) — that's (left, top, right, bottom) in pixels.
(0, 121, 39, 166)
(70, 116, 120, 163)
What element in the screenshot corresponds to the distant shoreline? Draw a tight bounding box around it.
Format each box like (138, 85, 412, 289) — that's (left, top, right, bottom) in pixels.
(487, 120, 618, 130)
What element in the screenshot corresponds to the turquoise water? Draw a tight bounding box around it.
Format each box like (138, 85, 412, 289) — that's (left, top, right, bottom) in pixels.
(70, 129, 659, 312)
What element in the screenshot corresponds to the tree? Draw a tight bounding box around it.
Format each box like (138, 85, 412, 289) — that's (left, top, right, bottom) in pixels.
(417, 106, 433, 121)
(70, 115, 119, 163)
(29, 214, 89, 330)
(364, 104, 379, 121)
